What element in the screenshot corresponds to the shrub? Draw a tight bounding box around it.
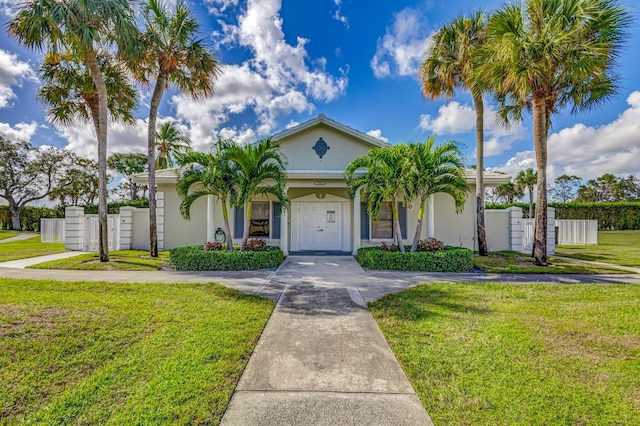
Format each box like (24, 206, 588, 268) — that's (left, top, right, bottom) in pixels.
(244, 238, 267, 252)
(357, 246, 473, 272)
(380, 241, 399, 252)
(416, 238, 445, 252)
(203, 242, 224, 251)
(170, 245, 284, 271)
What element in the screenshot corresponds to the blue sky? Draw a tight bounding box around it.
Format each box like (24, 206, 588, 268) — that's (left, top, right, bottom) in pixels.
(0, 0, 639, 184)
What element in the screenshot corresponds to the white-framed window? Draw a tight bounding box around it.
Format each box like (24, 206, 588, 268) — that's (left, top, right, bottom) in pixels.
(249, 201, 270, 238)
(370, 201, 394, 240)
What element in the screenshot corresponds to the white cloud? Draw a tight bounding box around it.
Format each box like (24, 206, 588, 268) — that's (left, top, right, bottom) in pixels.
(419, 101, 526, 156)
(0, 121, 37, 141)
(175, 0, 348, 144)
(371, 7, 433, 79)
(285, 119, 300, 129)
(333, 0, 349, 28)
(0, 0, 22, 17)
(366, 129, 389, 143)
(0, 49, 37, 109)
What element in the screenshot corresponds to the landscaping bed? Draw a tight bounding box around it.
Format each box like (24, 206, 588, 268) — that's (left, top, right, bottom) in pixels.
(357, 246, 474, 272)
(29, 250, 170, 271)
(170, 244, 285, 271)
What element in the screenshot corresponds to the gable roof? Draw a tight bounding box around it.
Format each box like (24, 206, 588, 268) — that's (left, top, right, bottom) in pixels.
(271, 114, 390, 148)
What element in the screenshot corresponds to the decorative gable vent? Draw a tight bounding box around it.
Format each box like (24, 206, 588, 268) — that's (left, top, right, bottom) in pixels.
(312, 137, 330, 159)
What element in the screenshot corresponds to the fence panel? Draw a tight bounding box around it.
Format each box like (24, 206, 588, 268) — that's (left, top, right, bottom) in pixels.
(522, 219, 534, 252)
(557, 220, 598, 245)
(84, 215, 120, 251)
(40, 219, 65, 243)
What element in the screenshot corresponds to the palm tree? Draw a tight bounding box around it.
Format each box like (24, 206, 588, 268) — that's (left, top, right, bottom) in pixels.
(476, 0, 630, 265)
(9, 0, 137, 262)
(225, 138, 288, 250)
(345, 145, 412, 252)
(515, 168, 537, 218)
(406, 138, 468, 252)
(176, 141, 236, 250)
(128, 0, 221, 258)
(156, 122, 191, 169)
(495, 182, 524, 204)
(420, 10, 490, 256)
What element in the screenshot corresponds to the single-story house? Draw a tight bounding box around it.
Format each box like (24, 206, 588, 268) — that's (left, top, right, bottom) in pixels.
(126, 114, 523, 255)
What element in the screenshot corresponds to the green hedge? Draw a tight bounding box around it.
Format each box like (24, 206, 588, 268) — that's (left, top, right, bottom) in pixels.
(0, 206, 65, 231)
(356, 246, 474, 272)
(486, 202, 640, 230)
(170, 245, 285, 271)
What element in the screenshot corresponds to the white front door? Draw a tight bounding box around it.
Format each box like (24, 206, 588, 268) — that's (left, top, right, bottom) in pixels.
(299, 202, 343, 251)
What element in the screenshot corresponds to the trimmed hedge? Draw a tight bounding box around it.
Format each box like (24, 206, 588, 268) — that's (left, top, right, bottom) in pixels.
(170, 245, 285, 271)
(357, 246, 474, 272)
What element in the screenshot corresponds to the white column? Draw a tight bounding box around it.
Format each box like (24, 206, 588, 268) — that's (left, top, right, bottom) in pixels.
(547, 207, 556, 255)
(64, 206, 85, 251)
(156, 191, 165, 251)
(207, 195, 215, 242)
(427, 195, 435, 238)
(281, 204, 289, 256)
(508, 207, 524, 253)
(352, 188, 361, 255)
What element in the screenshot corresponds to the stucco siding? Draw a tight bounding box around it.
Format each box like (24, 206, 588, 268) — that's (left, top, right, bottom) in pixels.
(434, 192, 477, 250)
(161, 183, 208, 250)
(485, 209, 511, 252)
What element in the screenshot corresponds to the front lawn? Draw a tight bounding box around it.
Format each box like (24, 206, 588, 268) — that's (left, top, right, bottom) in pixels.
(0, 230, 18, 241)
(475, 251, 627, 274)
(0, 237, 65, 262)
(0, 279, 274, 424)
(29, 250, 170, 271)
(370, 283, 640, 425)
(556, 230, 640, 267)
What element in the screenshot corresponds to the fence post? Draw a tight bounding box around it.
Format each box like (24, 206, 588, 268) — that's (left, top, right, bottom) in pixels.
(157, 191, 164, 251)
(508, 207, 524, 253)
(64, 206, 84, 251)
(119, 207, 134, 250)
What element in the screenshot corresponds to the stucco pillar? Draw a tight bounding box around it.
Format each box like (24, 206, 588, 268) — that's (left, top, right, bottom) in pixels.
(547, 207, 556, 255)
(64, 206, 84, 251)
(156, 191, 164, 251)
(119, 207, 135, 250)
(508, 207, 524, 253)
(207, 195, 215, 242)
(352, 188, 361, 255)
(281, 187, 289, 256)
(427, 195, 435, 238)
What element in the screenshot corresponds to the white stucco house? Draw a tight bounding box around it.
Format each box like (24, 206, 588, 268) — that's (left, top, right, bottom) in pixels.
(64, 114, 554, 254)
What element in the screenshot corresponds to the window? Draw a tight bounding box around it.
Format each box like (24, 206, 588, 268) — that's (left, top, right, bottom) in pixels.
(371, 202, 393, 239)
(249, 201, 270, 237)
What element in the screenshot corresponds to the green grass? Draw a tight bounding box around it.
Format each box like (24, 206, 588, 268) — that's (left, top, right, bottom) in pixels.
(0, 236, 65, 262)
(370, 283, 640, 425)
(0, 279, 274, 424)
(474, 251, 628, 274)
(30, 250, 171, 271)
(556, 230, 640, 267)
(0, 230, 19, 241)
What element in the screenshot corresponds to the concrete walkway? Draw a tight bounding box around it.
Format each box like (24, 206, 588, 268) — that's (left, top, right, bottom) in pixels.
(0, 233, 39, 244)
(220, 256, 434, 425)
(0, 251, 84, 268)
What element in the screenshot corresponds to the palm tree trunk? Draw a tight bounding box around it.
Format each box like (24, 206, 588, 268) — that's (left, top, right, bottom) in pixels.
(533, 97, 548, 266)
(473, 93, 488, 256)
(392, 200, 405, 252)
(241, 200, 252, 250)
(221, 201, 234, 250)
(148, 74, 168, 258)
(411, 198, 426, 252)
(86, 49, 109, 262)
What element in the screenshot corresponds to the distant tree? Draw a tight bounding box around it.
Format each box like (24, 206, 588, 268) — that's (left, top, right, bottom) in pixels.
(156, 122, 191, 169)
(50, 154, 101, 205)
(515, 168, 537, 218)
(495, 182, 524, 204)
(576, 173, 640, 202)
(107, 153, 148, 201)
(0, 137, 69, 230)
(550, 175, 581, 203)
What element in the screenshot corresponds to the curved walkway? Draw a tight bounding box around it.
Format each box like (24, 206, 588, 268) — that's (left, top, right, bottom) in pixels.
(0, 233, 39, 244)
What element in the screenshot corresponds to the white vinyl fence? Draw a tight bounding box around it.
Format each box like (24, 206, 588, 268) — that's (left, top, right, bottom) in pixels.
(556, 220, 598, 245)
(83, 215, 120, 251)
(40, 218, 65, 243)
(522, 219, 535, 252)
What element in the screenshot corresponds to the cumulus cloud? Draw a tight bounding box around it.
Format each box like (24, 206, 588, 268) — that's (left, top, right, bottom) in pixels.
(0, 0, 21, 17)
(419, 101, 526, 156)
(0, 49, 37, 109)
(174, 0, 348, 146)
(333, 0, 349, 28)
(491, 91, 640, 181)
(0, 121, 37, 141)
(371, 7, 433, 79)
(366, 129, 389, 143)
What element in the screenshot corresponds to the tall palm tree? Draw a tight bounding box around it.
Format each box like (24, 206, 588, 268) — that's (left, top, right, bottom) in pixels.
(406, 138, 468, 252)
(155, 122, 191, 169)
(515, 168, 537, 218)
(177, 141, 236, 250)
(420, 10, 490, 255)
(9, 0, 137, 262)
(225, 138, 288, 250)
(129, 0, 221, 257)
(476, 0, 630, 265)
(345, 145, 413, 252)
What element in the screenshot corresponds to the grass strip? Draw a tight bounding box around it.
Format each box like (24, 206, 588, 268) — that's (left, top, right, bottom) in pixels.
(0, 237, 65, 262)
(475, 252, 628, 274)
(29, 250, 170, 271)
(556, 230, 640, 267)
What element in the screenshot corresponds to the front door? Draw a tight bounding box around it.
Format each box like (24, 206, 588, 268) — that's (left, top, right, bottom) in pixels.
(299, 202, 343, 251)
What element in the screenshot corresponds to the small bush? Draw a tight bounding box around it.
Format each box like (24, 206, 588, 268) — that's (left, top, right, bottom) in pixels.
(416, 238, 445, 252)
(380, 241, 399, 252)
(203, 242, 224, 251)
(244, 238, 267, 252)
(170, 245, 284, 271)
(357, 246, 473, 272)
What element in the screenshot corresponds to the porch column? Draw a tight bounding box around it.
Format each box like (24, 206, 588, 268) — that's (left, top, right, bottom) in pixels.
(352, 188, 361, 255)
(207, 195, 215, 242)
(281, 187, 289, 256)
(427, 195, 435, 238)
